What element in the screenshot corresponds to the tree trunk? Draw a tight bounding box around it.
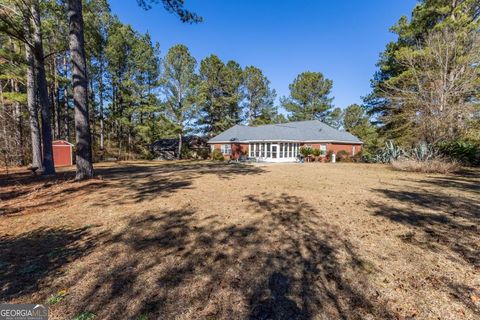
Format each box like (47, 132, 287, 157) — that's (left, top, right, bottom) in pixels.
(99, 64, 104, 151)
(68, 0, 93, 180)
(63, 56, 70, 140)
(31, 0, 55, 175)
(13, 80, 25, 165)
(178, 133, 182, 160)
(24, 40, 42, 169)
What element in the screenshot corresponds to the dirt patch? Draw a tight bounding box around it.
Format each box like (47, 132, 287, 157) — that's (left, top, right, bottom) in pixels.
(0, 161, 478, 319)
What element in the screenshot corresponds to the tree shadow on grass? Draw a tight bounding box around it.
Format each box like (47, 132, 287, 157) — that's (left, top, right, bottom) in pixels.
(59, 193, 395, 319)
(0, 226, 102, 301)
(0, 162, 266, 214)
(369, 187, 479, 268)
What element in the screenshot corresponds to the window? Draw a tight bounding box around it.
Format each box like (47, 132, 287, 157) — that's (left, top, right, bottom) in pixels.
(320, 144, 327, 156)
(289, 143, 292, 157)
(249, 144, 254, 157)
(255, 143, 259, 157)
(221, 144, 231, 155)
(266, 143, 271, 157)
(279, 143, 283, 158)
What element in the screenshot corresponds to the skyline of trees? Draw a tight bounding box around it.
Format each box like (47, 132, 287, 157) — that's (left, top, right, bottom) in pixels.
(1, 0, 478, 172)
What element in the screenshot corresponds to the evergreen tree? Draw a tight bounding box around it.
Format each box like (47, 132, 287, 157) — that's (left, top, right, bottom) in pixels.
(243, 66, 277, 125)
(281, 71, 333, 121)
(197, 55, 244, 135)
(161, 44, 197, 159)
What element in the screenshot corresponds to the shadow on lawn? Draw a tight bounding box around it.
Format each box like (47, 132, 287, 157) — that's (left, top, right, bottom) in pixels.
(369, 186, 479, 268)
(60, 193, 394, 319)
(0, 226, 101, 301)
(0, 162, 265, 215)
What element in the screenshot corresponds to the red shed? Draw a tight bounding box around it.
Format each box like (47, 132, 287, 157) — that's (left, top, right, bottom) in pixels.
(52, 140, 74, 167)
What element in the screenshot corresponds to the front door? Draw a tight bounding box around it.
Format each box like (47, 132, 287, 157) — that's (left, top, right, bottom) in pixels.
(271, 145, 277, 159)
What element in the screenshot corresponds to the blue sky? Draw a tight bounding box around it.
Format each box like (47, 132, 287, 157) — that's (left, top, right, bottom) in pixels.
(110, 0, 417, 110)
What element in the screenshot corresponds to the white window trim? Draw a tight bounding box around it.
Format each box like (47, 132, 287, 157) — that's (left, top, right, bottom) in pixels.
(221, 144, 231, 155)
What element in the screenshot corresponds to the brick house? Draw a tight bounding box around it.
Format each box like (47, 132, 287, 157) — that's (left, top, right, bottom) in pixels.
(208, 120, 363, 162)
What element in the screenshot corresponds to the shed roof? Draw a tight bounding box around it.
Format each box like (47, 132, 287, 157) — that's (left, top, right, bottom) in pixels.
(208, 120, 362, 144)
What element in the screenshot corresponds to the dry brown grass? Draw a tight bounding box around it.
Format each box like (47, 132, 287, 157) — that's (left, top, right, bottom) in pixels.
(0, 161, 479, 319)
(391, 159, 460, 174)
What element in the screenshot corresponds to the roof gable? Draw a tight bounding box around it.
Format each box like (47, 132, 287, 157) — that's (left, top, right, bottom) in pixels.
(208, 120, 362, 143)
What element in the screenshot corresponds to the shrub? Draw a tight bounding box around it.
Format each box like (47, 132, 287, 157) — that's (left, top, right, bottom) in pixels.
(391, 159, 459, 174)
(299, 146, 313, 157)
(196, 148, 210, 160)
(312, 148, 321, 157)
(375, 140, 404, 163)
(180, 145, 194, 159)
(326, 150, 334, 161)
(336, 150, 350, 162)
(211, 149, 225, 161)
(438, 140, 480, 166)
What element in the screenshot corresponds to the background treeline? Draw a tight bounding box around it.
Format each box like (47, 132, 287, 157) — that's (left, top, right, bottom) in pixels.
(363, 0, 480, 164)
(0, 0, 344, 167)
(0, 0, 479, 173)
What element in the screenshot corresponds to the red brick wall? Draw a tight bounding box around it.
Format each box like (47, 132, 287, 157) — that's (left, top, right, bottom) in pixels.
(211, 143, 248, 160)
(212, 142, 362, 159)
(327, 143, 362, 156)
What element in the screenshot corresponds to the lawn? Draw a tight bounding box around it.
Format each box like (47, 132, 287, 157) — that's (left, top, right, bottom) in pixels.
(0, 161, 478, 320)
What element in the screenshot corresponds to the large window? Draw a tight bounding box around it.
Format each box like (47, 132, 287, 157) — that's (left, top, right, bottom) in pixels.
(255, 143, 260, 157)
(320, 144, 327, 156)
(279, 143, 283, 158)
(266, 143, 271, 157)
(221, 144, 231, 155)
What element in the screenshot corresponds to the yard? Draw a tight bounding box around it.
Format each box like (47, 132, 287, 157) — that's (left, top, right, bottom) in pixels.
(0, 161, 478, 320)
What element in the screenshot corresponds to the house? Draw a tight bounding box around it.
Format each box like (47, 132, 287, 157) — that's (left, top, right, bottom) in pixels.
(150, 136, 209, 160)
(208, 120, 363, 162)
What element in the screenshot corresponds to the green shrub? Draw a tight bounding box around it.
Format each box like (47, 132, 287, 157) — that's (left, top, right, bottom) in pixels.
(326, 150, 334, 161)
(196, 148, 210, 160)
(336, 150, 349, 162)
(299, 146, 313, 157)
(312, 148, 321, 157)
(180, 145, 194, 159)
(438, 140, 480, 166)
(211, 149, 225, 161)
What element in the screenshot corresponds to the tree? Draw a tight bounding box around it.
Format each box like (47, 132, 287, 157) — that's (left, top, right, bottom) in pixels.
(365, 0, 480, 144)
(343, 104, 367, 131)
(30, 0, 55, 175)
(243, 66, 277, 125)
(323, 107, 343, 129)
(136, 0, 202, 23)
(161, 44, 197, 159)
(381, 28, 479, 144)
(67, 0, 93, 180)
(343, 104, 380, 157)
(281, 71, 333, 121)
(197, 55, 244, 135)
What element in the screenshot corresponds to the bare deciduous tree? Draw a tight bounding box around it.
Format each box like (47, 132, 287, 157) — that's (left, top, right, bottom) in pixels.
(381, 27, 479, 144)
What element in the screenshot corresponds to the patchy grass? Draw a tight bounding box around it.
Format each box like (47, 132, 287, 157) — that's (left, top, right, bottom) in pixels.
(0, 161, 479, 319)
(391, 158, 459, 174)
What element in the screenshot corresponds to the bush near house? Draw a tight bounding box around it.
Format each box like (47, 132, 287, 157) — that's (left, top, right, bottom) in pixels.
(336, 150, 350, 162)
(211, 149, 225, 161)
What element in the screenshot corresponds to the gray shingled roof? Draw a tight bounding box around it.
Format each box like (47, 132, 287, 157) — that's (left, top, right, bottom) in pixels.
(208, 120, 362, 143)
